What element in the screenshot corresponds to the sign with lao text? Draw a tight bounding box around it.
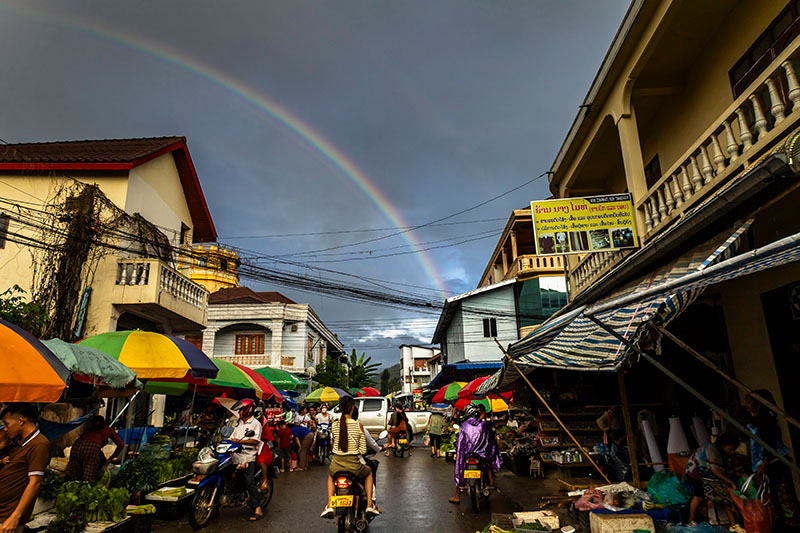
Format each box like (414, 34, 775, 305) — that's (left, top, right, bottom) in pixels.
(531, 194, 639, 256)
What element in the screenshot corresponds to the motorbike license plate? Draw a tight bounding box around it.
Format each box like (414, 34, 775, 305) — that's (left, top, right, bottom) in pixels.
(330, 495, 354, 508)
(464, 470, 482, 479)
(398, 439, 408, 444)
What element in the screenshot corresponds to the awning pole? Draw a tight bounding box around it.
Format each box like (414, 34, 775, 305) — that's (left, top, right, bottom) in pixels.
(120, 390, 140, 467)
(495, 340, 611, 484)
(184, 384, 197, 448)
(617, 369, 641, 487)
(586, 314, 800, 475)
(654, 324, 800, 432)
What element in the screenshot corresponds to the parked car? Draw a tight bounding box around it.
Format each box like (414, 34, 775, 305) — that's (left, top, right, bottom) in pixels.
(333, 396, 431, 435)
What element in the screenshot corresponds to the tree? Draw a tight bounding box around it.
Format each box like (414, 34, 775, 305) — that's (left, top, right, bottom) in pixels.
(0, 285, 49, 337)
(379, 369, 392, 395)
(347, 349, 380, 389)
(314, 355, 347, 388)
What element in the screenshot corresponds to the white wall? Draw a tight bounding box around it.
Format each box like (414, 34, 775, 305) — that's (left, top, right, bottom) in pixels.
(445, 284, 517, 363)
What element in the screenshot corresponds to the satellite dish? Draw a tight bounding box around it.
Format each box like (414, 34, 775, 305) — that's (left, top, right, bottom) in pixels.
(306, 366, 317, 378)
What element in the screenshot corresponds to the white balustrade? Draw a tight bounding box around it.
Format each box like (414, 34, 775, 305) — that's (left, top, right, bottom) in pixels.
(637, 49, 800, 236)
(116, 260, 150, 285)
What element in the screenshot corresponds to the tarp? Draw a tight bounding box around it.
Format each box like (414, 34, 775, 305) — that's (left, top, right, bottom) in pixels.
(39, 410, 97, 441)
(477, 219, 798, 393)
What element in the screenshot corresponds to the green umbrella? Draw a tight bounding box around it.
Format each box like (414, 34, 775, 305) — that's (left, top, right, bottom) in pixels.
(252, 367, 305, 390)
(207, 358, 255, 390)
(42, 338, 137, 389)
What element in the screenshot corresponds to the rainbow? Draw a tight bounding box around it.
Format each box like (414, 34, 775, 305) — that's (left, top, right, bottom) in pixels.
(5, 4, 448, 298)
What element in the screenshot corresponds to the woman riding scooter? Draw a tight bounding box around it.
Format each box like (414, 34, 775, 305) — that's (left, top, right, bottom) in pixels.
(320, 396, 380, 518)
(385, 403, 412, 456)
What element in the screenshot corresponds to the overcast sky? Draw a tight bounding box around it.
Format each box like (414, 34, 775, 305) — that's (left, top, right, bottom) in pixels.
(1, 0, 630, 368)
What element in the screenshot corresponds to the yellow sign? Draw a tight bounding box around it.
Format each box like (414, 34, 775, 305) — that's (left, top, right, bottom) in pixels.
(531, 194, 639, 256)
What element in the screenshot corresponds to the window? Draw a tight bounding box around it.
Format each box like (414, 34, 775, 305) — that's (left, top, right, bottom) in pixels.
(0, 214, 9, 249)
(235, 334, 265, 355)
(179, 223, 190, 245)
(219, 258, 228, 272)
(197, 256, 208, 268)
(730, 1, 800, 98)
(361, 399, 382, 412)
(319, 344, 324, 364)
(644, 155, 662, 189)
(482, 318, 498, 338)
(184, 333, 203, 350)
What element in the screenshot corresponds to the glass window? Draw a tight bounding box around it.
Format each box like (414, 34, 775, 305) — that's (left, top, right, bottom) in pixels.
(361, 399, 383, 412)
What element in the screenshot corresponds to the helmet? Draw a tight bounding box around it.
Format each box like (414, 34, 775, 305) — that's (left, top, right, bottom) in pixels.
(465, 403, 483, 419)
(237, 399, 255, 419)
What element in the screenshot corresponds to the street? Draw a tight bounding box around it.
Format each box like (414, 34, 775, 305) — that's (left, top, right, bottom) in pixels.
(161, 444, 519, 533)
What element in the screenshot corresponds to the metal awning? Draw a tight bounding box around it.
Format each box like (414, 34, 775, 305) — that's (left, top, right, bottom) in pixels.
(478, 220, 800, 394)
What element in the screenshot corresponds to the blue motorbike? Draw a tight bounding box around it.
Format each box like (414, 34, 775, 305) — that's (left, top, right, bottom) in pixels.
(188, 434, 277, 530)
(316, 422, 332, 465)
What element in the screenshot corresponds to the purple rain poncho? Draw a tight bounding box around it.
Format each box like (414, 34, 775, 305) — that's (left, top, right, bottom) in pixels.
(454, 417, 502, 486)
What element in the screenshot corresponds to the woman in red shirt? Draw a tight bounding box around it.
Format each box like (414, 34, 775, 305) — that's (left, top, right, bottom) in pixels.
(67, 416, 124, 481)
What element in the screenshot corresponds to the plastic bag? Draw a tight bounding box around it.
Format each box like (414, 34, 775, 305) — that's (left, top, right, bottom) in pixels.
(647, 470, 691, 505)
(729, 478, 773, 533)
(423, 433, 430, 447)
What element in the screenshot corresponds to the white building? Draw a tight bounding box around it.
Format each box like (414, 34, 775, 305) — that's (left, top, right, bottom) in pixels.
(200, 287, 346, 378)
(399, 344, 440, 394)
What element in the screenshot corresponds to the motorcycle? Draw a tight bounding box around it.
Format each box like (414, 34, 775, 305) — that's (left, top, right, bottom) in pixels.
(328, 431, 386, 533)
(316, 422, 331, 465)
(393, 430, 409, 458)
(464, 453, 491, 514)
(187, 430, 278, 530)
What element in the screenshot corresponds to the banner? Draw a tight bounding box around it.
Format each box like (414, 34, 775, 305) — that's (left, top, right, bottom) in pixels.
(531, 193, 639, 256)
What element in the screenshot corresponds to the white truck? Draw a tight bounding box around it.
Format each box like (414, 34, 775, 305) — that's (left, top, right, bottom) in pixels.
(333, 396, 432, 435)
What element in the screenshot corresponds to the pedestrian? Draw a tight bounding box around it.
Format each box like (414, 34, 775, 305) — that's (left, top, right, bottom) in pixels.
(292, 423, 314, 471)
(276, 420, 293, 472)
(67, 415, 124, 482)
(0, 403, 50, 533)
(426, 411, 445, 458)
(255, 406, 275, 491)
(294, 406, 311, 427)
(685, 433, 740, 526)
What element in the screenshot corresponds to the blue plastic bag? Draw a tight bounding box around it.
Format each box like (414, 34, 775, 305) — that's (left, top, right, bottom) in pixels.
(647, 470, 691, 505)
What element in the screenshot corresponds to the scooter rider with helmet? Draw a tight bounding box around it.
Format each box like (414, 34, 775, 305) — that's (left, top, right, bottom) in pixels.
(229, 400, 264, 521)
(448, 403, 502, 504)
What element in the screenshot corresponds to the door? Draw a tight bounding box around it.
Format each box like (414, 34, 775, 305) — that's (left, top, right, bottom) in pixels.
(761, 281, 800, 457)
(358, 399, 386, 433)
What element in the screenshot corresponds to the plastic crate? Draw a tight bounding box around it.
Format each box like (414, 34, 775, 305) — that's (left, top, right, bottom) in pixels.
(445, 450, 456, 462)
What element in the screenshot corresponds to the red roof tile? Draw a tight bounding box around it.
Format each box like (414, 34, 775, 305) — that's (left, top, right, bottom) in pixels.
(0, 137, 216, 242)
(209, 287, 296, 305)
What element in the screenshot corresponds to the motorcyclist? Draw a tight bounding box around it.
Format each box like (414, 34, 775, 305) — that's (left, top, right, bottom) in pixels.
(385, 403, 411, 455)
(352, 405, 382, 513)
(448, 403, 501, 504)
(229, 400, 264, 521)
(320, 396, 379, 519)
(314, 404, 333, 455)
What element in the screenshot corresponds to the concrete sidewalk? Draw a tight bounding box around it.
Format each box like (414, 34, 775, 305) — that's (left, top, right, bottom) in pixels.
(495, 470, 572, 526)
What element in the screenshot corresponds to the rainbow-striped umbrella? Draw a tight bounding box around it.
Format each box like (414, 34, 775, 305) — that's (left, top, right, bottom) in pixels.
(432, 382, 467, 403)
(79, 330, 218, 380)
(455, 395, 510, 413)
(305, 386, 351, 403)
(233, 363, 283, 403)
(0, 319, 71, 402)
(253, 366, 306, 390)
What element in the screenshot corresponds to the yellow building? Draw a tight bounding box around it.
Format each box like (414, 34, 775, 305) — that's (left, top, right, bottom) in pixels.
(526, 0, 800, 480)
(0, 137, 216, 337)
(188, 243, 240, 293)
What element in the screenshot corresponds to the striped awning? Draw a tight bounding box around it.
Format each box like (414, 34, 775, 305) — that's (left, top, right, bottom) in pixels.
(478, 219, 800, 394)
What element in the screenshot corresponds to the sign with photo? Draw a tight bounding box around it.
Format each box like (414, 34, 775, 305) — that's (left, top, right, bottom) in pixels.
(531, 194, 639, 256)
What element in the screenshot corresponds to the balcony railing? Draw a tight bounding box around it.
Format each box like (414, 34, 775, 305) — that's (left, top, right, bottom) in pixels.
(215, 354, 271, 367)
(569, 250, 629, 294)
(113, 258, 208, 326)
(637, 37, 800, 238)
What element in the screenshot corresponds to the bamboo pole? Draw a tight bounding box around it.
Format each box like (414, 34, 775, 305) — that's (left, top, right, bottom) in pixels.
(617, 369, 641, 487)
(654, 324, 800, 432)
(494, 339, 611, 484)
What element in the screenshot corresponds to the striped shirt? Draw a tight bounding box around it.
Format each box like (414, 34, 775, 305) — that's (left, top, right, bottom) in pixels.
(332, 419, 366, 456)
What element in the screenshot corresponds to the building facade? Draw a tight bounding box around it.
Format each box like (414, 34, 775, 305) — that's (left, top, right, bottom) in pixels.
(0, 137, 215, 337)
(399, 344, 440, 394)
(542, 0, 800, 466)
(187, 244, 240, 293)
(201, 287, 346, 378)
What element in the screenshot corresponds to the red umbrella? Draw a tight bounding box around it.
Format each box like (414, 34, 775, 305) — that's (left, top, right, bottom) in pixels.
(457, 376, 491, 399)
(357, 387, 380, 397)
(233, 363, 283, 403)
(432, 382, 467, 403)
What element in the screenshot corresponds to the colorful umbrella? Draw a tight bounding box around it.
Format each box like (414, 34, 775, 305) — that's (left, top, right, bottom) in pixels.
(42, 338, 137, 389)
(305, 386, 351, 403)
(454, 395, 510, 413)
(233, 363, 283, 403)
(252, 366, 306, 390)
(0, 319, 71, 402)
(457, 376, 492, 399)
(79, 331, 218, 380)
(350, 386, 380, 397)
(432, 381, 467, 403)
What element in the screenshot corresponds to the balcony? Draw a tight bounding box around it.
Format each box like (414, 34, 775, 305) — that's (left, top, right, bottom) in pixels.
(506, 254, 565, 280)
(637, 38, 800, 239)
(113, 258, 209, 330)
(215, 354, 271, 367)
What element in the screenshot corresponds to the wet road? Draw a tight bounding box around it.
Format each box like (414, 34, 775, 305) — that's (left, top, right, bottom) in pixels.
(160, 445, 519, 533)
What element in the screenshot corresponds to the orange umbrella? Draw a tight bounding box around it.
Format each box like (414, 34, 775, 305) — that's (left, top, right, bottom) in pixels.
(0, 319, 71, 402)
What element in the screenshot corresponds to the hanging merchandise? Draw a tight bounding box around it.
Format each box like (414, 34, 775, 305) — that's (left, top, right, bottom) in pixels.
(691, 416, 710, 447)
(641, 419, 665, 472)
(666, 417, 690, 453)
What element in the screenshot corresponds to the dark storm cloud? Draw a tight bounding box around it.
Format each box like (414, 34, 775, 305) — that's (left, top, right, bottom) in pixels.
(0, 0, 630, 367)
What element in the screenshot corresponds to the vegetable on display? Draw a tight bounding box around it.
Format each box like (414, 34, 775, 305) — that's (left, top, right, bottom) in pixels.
(55, 482, 130, 524)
